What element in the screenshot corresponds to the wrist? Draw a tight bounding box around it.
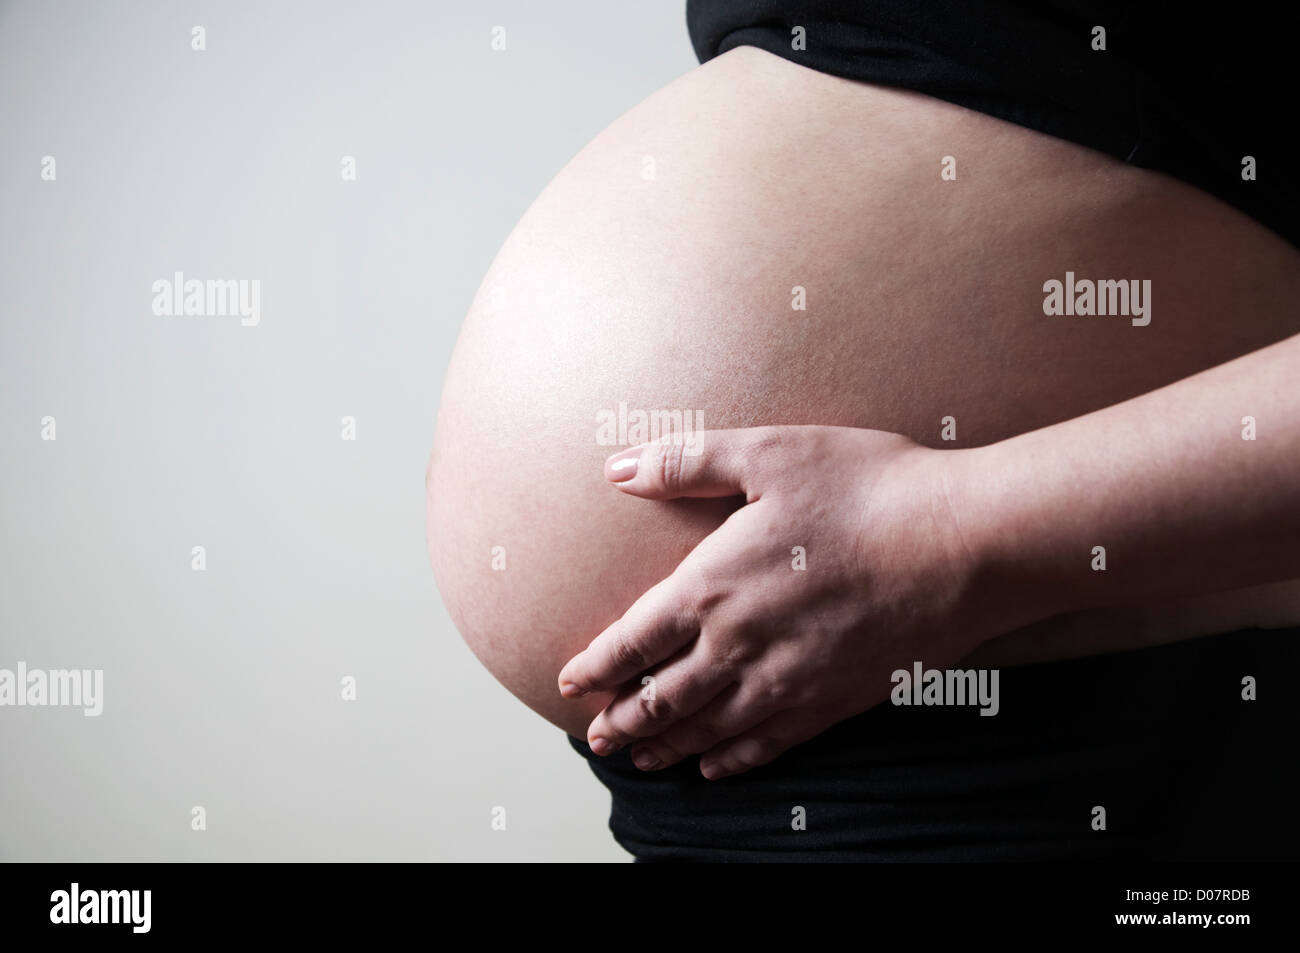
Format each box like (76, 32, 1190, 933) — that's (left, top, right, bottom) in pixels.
(939, 442, 1066, 637)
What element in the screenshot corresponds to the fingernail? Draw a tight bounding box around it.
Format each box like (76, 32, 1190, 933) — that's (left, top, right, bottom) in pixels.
(700, 760, 727, 781)
(631, 748, 662, 771)
(589, 737, 615, 756)
(604, 448, 640, 483)
(559, 682, 587, 698)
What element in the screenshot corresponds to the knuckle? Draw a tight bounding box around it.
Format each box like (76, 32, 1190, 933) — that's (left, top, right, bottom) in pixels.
(711, 633, 760, 671)
(745, 426, 786, 459)
(758, 678, 793, 706)
(675, 572, 711, 622)
(653, 740, 684, 763)
(654, 439, 687, 492)
(680, 720, 722, 750)
(655, 743, 686, 764)
(637, 691, 676, 724)
(609, 635, 647, 672)
(632, 742, 677, 771)
(737, 735, 779, 765)
(679, 563, 726, 618)
(604, 726, 633, 748)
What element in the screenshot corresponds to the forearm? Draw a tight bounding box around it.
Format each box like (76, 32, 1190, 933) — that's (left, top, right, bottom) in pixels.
(957, 331, 1300, 631)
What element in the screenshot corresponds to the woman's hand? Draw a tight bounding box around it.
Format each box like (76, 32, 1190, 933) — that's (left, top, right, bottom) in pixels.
(556, 425, 1022, 779)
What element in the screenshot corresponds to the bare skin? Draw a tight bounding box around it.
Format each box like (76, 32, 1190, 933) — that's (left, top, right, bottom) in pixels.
(560, 325, 1300, 777)
(426, 47, 1300, 741)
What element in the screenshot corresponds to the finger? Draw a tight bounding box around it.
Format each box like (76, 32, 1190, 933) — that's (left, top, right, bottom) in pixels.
(626, 681, 779, 771)
(603, 427, 778, 501)
(698, 709, 830, 780)
(584, 641, 734, 755)
(557, 574, 695, 698)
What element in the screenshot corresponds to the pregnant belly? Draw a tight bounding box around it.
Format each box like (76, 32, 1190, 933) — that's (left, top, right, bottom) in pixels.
(427, 47, 1300, 737)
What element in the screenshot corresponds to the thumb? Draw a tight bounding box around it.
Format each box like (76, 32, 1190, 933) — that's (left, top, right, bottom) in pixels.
(603, 428, 768, 500)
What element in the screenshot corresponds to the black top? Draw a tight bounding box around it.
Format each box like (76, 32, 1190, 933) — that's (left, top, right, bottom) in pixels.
(570, 626, 1300, 860)
(687, 0, 1300, 249)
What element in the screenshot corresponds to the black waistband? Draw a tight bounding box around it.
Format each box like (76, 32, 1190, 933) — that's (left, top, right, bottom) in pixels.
(570, 627, 1300, 861)
(687, 0, 1300, 251)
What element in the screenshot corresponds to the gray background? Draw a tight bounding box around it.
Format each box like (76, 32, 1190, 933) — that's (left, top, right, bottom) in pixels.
(0, 0, 698, 861)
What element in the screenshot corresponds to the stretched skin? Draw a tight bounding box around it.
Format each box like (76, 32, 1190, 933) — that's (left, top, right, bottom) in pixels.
(426, 48, 1300, 738)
